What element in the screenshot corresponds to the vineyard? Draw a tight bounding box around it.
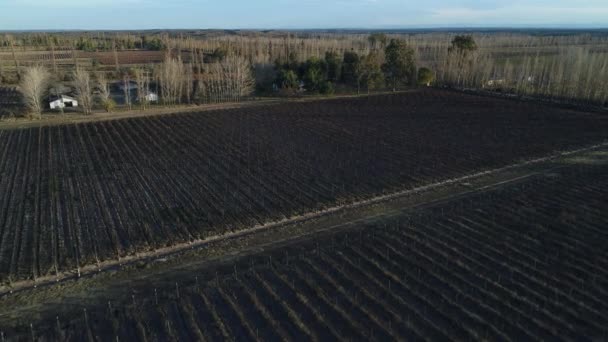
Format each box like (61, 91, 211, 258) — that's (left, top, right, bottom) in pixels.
(0, 49, 167, 75)
(0, 87, 22, 120)
(0, 88, 20, 105)
(2, 151, 607, 340)
(0, 89, 607, 285)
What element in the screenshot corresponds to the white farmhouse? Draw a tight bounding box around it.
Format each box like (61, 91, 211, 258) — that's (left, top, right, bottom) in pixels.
(49, 95, 78, 110)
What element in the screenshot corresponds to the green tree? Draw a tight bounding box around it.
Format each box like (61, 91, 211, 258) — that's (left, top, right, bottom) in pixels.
(302, 57, 328, 93)
(341, 51, 361, 89)
(320, 81, 335, 95)
(449, 35, 478, 53)
(276, 69, 299, 92)
(144, 37, 165, 51)
(417, 67, 435, 86)
(447, 35, 478, 87)
(361, 52, 384, 94)
(383, 39, 416, 91)
(325, 51, 342, 82)
(102, 98, 117, 112)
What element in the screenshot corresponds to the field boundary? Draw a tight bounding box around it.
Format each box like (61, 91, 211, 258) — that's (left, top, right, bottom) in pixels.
(0, 90, 417, 131)
(1, 140, 606, 297)
(448, 87, 608, 114)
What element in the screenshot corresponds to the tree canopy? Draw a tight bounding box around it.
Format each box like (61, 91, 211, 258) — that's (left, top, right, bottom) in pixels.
(450, 35, 478, 53)
(383, 39, 416, 91)
(368, 33, 388, 49)
(417, 67, 435, 86)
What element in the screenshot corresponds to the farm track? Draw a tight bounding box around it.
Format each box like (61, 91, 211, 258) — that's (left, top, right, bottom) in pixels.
(1, 144, 607, 340)
(0, 89, 607, 287)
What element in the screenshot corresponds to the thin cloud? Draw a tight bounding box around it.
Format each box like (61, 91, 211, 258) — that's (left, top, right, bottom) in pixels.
(9, 0, 145, 7)
(429, 5, 608, 25)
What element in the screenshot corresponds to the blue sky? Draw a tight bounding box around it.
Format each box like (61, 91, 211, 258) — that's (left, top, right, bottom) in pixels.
(0, 0, 607, 30)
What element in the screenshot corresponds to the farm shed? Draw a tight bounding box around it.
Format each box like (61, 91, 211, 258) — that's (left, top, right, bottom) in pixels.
(140, 91, 159, 102)
(49, 95, 78, 109)
(484, 78, 505, 88)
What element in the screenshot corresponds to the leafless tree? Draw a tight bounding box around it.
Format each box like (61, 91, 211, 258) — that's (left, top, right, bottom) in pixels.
(6, 34, 20, 80)
(0, 54, 4, 84)
(96, 72, 114, 112)
(202, 55, 254, 103)
(158, 54, 185, 105)
(50, 40, 58, 74)
(73, 66, 93, 115)
(19, 65, 50, 119)
(123, 72, 132, 110)
(112, 40, 120, 72)
(134, 67, 150, 109)
(224, 55, 255, 100)
(185, 63, 193, 104)
(96, 72, 111, 102)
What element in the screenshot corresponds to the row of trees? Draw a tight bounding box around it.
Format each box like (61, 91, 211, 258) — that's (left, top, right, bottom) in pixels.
(273, 38, 421, 95)
(12, 33, 608, 117)
(17, 37, 424, 118)
(436, 35, 608, 105)
(1, 33, 165, 51)
(19, 65, 99, 118)
(17, 52, 256, 118)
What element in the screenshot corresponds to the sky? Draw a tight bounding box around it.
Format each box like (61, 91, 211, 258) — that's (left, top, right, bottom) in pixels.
(0, 0, 607, 30)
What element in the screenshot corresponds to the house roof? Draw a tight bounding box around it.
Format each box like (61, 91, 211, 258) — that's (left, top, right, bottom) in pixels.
(49, 95, 77, 102)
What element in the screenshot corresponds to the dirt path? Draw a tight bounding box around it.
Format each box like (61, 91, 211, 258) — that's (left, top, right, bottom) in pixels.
(0, 90, 416, 131)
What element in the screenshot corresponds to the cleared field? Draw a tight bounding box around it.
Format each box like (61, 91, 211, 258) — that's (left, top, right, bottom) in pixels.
(0, 89, 607, 284)
(3, 152, 607, 340)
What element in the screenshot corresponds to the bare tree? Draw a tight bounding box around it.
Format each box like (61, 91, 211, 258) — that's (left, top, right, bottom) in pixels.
(6, 34, 20, 80)
(158, 54, 185, 105)
(225, 55, 255, 100)
(123, 72, 132, 110)
(73, 66, 93, 115)
(0, 54, 4, 84)
(96, 72, 114, 112)
(50, 40, 58, 74)
(112, 40, 120, 72)
(133, 67, 150, 109)
(19, 65, 50, 119)
(202, 55, 254, 103)
(96, 72, 110, 102)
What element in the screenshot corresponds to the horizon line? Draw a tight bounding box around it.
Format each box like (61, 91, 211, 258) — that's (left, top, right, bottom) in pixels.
(1, 26, 608, 33)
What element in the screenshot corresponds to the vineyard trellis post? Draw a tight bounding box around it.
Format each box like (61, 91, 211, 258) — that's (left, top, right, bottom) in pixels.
(50, 40, 57, 74)
(7, 35, 20, 80)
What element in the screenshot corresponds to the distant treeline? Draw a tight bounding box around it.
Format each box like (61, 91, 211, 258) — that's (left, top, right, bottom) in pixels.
(2, 31, 608, 118)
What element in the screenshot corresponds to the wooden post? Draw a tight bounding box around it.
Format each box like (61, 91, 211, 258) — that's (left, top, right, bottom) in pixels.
(8, 36, 20, 80)
(50, 41, 57, 74)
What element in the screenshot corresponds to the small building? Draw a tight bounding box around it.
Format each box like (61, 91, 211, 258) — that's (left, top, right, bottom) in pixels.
(142, 91, 159, 103)
(485, 78, 505, 88)
(49, 95, 78, 110)
(136, 91, 159, 103)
